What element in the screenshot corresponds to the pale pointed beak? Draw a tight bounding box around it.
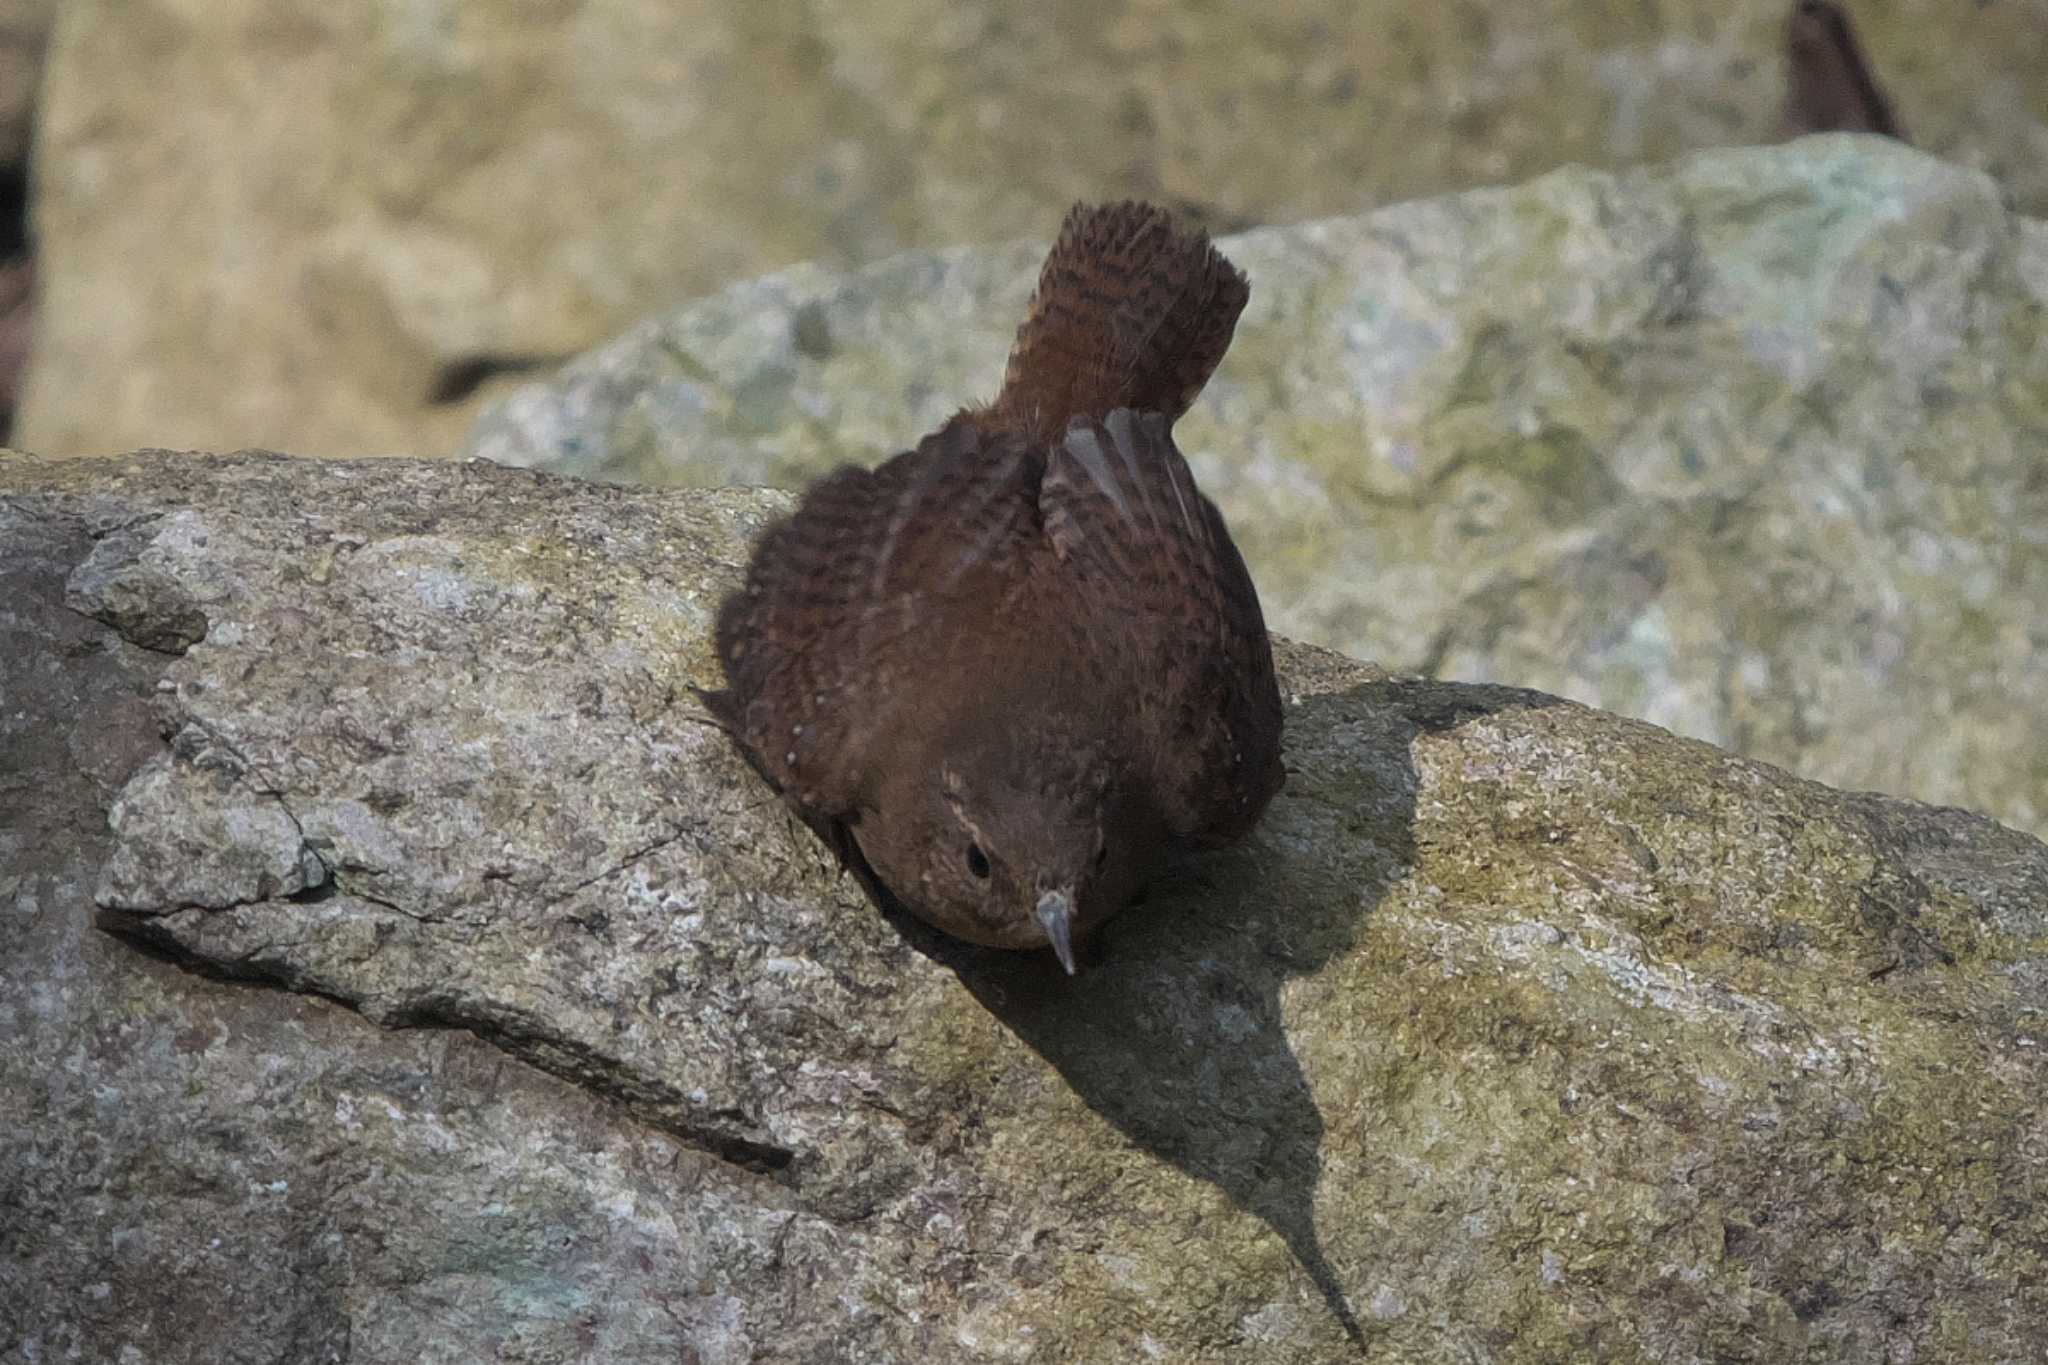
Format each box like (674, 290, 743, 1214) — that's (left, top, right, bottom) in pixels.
(1035, 888, 1077, 975)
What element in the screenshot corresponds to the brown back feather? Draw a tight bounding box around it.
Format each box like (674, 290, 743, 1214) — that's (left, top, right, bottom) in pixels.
(990, 201, 1249, 446)
(709, 420, 1041, 817)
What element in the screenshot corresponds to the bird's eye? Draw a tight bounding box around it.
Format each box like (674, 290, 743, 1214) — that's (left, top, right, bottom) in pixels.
(966, 843, 991, 879)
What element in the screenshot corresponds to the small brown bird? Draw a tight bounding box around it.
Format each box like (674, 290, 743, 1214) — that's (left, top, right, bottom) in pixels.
(1781, 0, 1907, 142)
(708, 202, 1283, 973)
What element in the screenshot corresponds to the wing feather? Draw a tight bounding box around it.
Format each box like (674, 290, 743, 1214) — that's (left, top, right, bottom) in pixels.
(710, 420, 1038, 819)
(1041, 409, 1283, 843)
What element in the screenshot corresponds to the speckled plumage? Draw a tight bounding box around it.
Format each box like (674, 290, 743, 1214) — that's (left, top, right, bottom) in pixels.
(707, 202, 1282, 970)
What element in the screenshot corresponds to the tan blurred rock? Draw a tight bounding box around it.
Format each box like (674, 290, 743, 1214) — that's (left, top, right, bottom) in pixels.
(19, 0, 2048, 460)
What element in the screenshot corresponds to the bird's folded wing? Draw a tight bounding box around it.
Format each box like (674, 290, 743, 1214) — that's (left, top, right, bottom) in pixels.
(1041, 409, 1284, 843)
(711, 419, 1039, 818)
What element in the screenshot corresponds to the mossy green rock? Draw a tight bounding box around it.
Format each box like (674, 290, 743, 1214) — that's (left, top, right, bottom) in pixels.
(4, 451, 2044, 1361)
(469, 137, 2048, 838)
(25, 0, 2048, 461)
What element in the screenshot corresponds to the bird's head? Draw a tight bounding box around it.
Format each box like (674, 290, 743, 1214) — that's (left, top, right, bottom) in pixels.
(863, 710, 1155, 973)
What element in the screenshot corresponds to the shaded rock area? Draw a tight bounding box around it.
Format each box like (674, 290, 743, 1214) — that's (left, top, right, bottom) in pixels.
(0, 0, 49, 443)
(0, 0, 51, 170)
(471, 137, 2048, 840)
(4, 450, 2046, 1363)
(19, 0, 2048, 460)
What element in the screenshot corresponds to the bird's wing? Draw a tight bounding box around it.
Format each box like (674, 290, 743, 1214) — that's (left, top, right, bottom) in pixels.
(710, 419, 1040, 821)
(1039, 408, 1283, 844)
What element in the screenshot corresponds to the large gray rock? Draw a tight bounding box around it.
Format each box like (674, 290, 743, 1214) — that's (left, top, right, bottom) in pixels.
(468, 137, 2048, 840)
(20, 0, 2048, 461)
(4, 449, 2046, 1362)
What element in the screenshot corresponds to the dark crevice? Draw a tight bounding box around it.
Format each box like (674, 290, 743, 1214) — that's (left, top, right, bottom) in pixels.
(98, 902, 801, 1183)
(0, 160, 27, 258)
(389, 992, 799, 1179)
(58, 600, 204, 656)
(78, 511, 166, 541)
(286, 879, 338, 905)
(0, 151, 30, 446)
(544, 823, 703, 907)
(683, 1128, 795, 1175)
(0, 150, 24, 448)
(426, 353, 566, 405)
(98, 910, 367, 1019)
(328, 873, 444, 924)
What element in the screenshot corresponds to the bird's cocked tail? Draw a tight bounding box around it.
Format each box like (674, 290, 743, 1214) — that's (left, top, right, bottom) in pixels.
(989, 201, 1249, 446)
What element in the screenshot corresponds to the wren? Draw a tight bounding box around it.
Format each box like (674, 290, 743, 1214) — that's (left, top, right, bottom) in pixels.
(706, 201, 1284, 973)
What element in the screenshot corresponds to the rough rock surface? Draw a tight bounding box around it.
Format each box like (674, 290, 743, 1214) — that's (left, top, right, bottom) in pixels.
(469, 137, 2048, 840)
(21, 0, 2048, 460)
(4, 450, 2046, 1362)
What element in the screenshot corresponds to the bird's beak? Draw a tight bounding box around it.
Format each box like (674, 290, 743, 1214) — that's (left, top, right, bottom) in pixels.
(1035, 888, 1077, 975)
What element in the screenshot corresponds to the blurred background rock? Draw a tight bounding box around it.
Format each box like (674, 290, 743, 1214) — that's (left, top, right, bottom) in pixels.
(11, 0, 2047, 460)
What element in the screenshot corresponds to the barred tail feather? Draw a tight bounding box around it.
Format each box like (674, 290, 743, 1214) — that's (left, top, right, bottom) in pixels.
(990, 201, 1249, 445)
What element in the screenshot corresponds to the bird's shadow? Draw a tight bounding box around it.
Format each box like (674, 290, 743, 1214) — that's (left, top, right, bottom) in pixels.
(880, 676, 1554, 1351)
